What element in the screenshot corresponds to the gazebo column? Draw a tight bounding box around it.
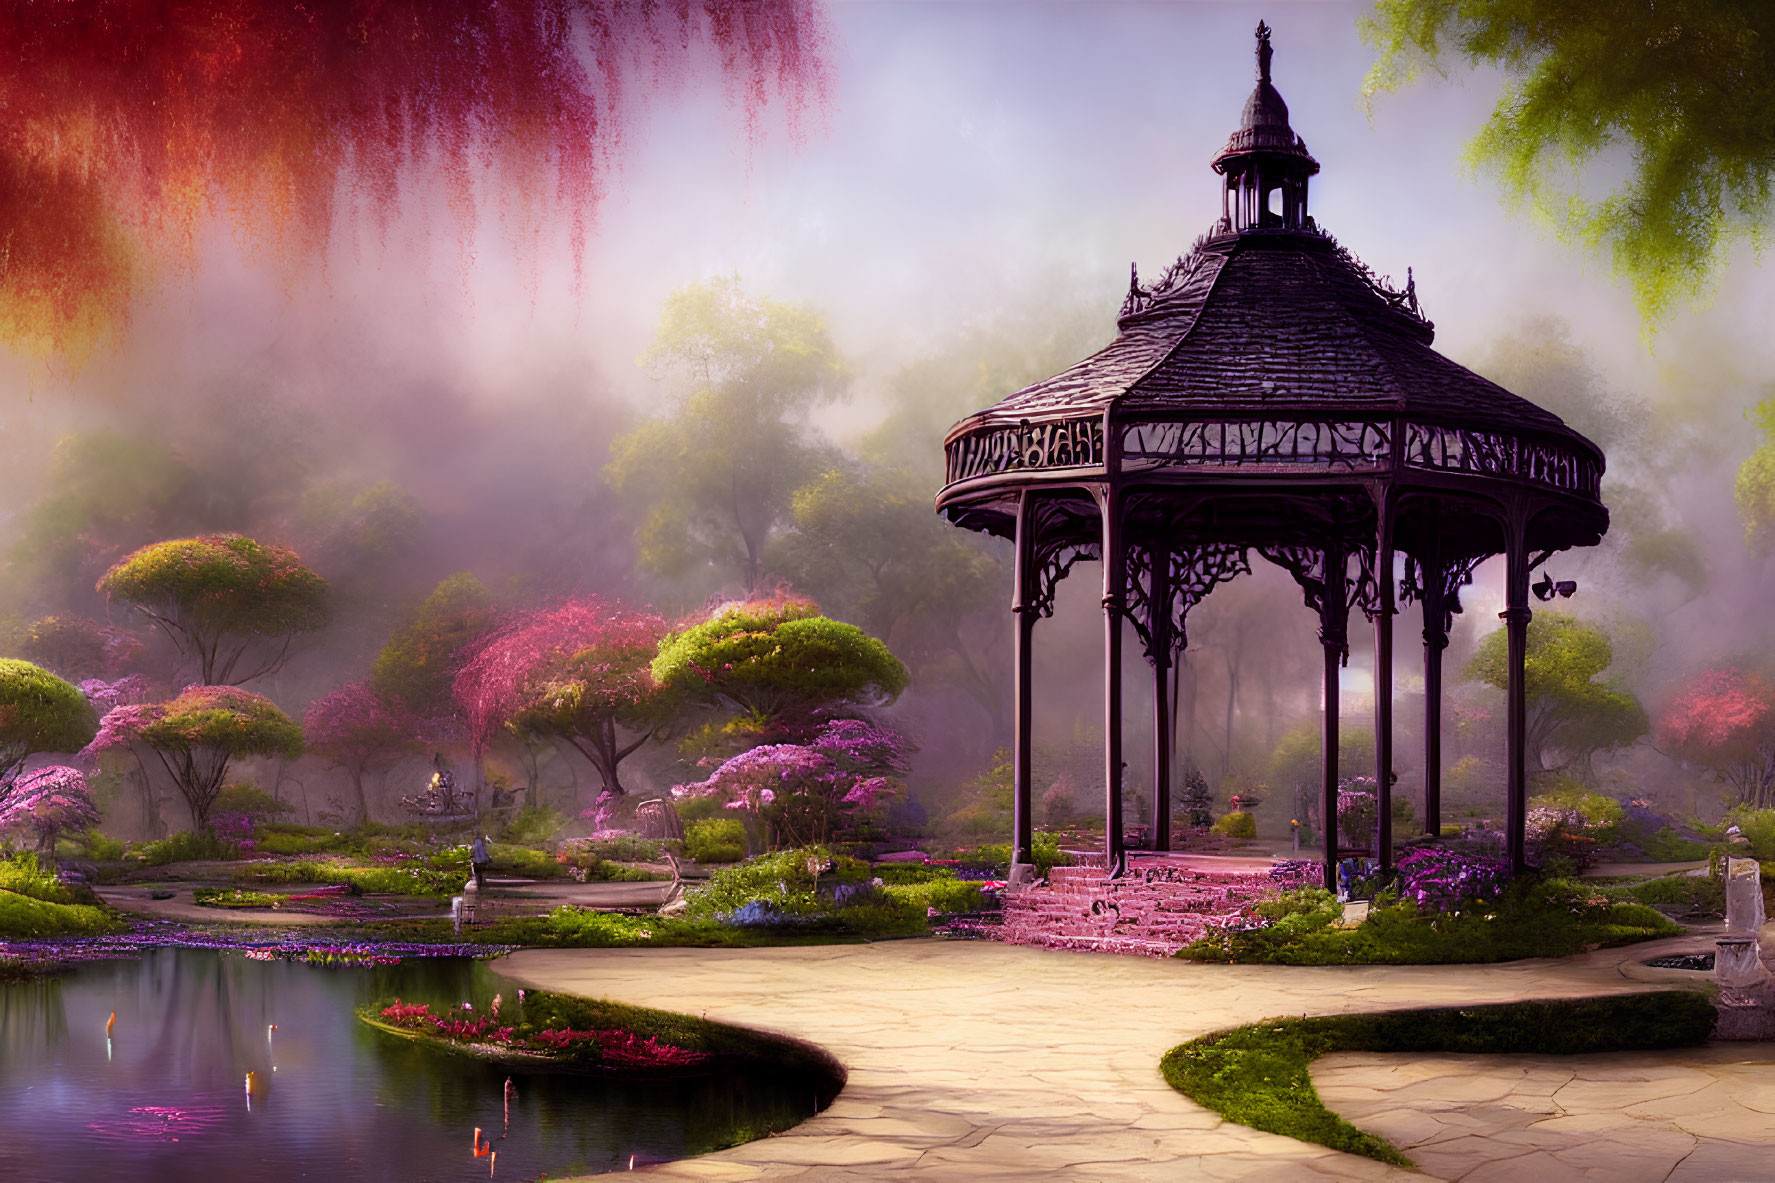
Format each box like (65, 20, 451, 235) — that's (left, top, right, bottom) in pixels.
(1318, 546, 1349, 893)
(1419, 558, 1448, 838)
(1503, 515, 1532, 875)
(1010, 493, 1038, 875)
(1374, 514, 1396, 874)
(1150, 549, 1173, 852)
(1099, 485, 1126, 877)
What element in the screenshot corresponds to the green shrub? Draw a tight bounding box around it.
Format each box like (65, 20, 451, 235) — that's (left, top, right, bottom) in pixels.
(130, 830, 229, 865)
(193, 887, 284, 909)
(256, 828, 340, 856)
(882, 878, 987, 914)
(674, 795, 728, 824)
(1532, 780, 1627, 846)
(62, 829, 127, 862)
(500, 806, 567, 847)
(233, 847, 471, 895)
(487, 843, 570, 879)
(1640, 826, 1715, 862)
(1211, 810, 1257, 841)
(579, 833, 667, 862)
(0, 889, 120, 937)
(682, 848, 870, 919)
(1618, 872, 1724, 914)
(0, 853, 81, 904)
(214, 783, 295, 821)
(1161, 992, 1717, 1167)
(1179, 877, 1680, 965)
(684, 819, 746, 864)
(1726, 807, 1775, 862)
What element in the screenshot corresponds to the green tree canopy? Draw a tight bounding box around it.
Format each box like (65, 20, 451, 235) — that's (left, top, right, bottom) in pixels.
(97, 533, 330, 684)
(369, 572, 499, 728)
(0, 658, 98, 781)
(1733, 397, 1775, 555)
(606, 277, 845, 594)
(1363, 0, 1775, 325)
(778, 465, 1006, 723)
(651, 595, 907, 730)
(134, 685, 304, 831)
(1269, 722, 1376, 791)
(1465, 610, 1648, 779)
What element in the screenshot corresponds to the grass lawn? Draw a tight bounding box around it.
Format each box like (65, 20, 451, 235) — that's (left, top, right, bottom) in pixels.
(1160, 991, 1718, 1166)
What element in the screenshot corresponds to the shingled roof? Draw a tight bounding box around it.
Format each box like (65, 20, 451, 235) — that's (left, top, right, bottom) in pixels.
(948, 226, 1590, 452)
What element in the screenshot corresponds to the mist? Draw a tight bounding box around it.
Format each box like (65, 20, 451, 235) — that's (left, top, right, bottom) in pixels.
(5, 0, 1773, 838)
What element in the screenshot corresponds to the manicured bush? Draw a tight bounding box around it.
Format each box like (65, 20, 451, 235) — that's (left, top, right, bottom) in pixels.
(1211, 810, 1256, 841)
(1161, 992, 1717, 1166)
(486, 842, 571, 879)
(0, 888, 120, 937)
(0, 853, 83, 904)
(130, 830, 229, 865)
(1179, 876, 1680, 965)
(684, 818, 745, 863)
(233, 848, 471, 895)
(576, 833, 666, 862)
(500, 805, 568, 847)
(193, 887, 284, 908)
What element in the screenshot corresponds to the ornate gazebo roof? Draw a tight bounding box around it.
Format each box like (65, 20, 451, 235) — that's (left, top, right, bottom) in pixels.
(936, 23, 1607, 565)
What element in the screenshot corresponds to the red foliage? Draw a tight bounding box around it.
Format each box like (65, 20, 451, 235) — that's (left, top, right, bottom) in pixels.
(1660, 667, 1775, 805)
(0, 0, 831, 358)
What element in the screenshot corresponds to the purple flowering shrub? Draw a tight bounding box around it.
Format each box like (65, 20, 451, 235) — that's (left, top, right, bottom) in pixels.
(0, 765, 100, 852)
(1336, 777, 1379, 851)
(1396, 846, 1510, 913)
(672, 718, 909, 847)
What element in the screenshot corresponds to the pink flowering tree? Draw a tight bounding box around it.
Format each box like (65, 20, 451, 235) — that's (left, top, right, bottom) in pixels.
(85, 686, 304, 832)
(78, 677, 165, 835)
(1660, 667, 1775, 806)
(0, 765, 99, 852)
(454, 598, 671, 801)
(673, 718, 908, 848)
(303, 681, 421, 823)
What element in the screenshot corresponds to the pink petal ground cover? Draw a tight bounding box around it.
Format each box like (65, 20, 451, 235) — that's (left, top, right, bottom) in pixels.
(0, 920, 511, 971)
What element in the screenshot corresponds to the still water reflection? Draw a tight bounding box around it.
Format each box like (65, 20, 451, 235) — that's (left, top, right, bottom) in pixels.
(0, 948, 820, 1182)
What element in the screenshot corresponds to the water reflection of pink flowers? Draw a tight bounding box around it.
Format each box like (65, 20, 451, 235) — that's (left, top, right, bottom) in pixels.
(89, 1104, 227, 1142)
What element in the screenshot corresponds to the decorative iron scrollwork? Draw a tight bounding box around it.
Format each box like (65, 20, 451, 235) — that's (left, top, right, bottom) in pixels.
(1125, 543, 1252, 664)
(946, 416, 1105, 485)
(1402, 423, 1601, 500)
(1025, 539, 1099, 620)
(1258, 543, 1377, 655)
(1399, 552, 1489, 643)
(1121, 418, 1391, 473)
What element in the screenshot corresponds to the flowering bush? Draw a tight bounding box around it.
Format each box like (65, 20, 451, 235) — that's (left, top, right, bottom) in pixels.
(1336, 777, 1379, 851)
(376, 997, 707, 1067)
(672, 718, 908, 847)
(1396, 847, 1510, 913)
(0, 765, 100, 851)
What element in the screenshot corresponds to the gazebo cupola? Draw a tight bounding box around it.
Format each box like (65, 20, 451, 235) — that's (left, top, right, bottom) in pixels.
(1212, 20, 1319, 232)
(935, 21, 1609, 891)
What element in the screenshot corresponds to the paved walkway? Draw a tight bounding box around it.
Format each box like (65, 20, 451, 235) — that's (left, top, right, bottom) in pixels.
(1314, 1044, 1775, 1182)
(495, 934, 1730, 1181)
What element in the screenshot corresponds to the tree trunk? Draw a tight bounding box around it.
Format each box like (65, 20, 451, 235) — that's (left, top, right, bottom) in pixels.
(351, 767, 369, 825)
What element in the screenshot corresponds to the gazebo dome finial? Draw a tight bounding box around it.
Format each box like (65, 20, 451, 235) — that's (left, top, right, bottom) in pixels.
(1213, 20, 1319, 232)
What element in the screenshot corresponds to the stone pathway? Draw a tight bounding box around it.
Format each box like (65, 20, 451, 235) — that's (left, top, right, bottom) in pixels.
(1313, 1044, 1775, 1181)
(496, 934, 1735, 1181)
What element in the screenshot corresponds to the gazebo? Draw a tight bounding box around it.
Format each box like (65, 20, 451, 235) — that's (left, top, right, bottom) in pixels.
(935, 23, 1608, 891)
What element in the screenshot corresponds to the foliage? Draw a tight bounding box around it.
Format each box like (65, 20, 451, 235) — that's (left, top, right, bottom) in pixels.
(684, 818, 746, 863)
(129, 829, 229, 865)
(0, 852, 82, 904)
(1396, 847, 1510, 913)
(1466, 611, 1647, 778)
(652, 595, 907, 728)
(1211, 810, 1256, 841)
(370, 573, 500, 731)
(233, 849, 471, 896)
(213, 782, 294, 823)
(0, 659, 98, 783)
(0, 888, 120, 938)
(1735, 401, 1775, 555)
(673, 718, 908, 848)
(17, 615, 141, 680)
(499, 806, 568, 847)
(680, 847, 871, 920)
(89, 685, 303, 831)
(1363, 0, 1775, 325)
(0, 3, 830, 361)
(484, 843, 571, 880)
(565, 833, 665, 863)
(303, 680, 421, 822)
(0, 765, 99, 850)
(97, 534, 330, 684)
(942, 748, 1013, 840)
(1660, 667, 1775, 806)
(1269, 723, 1375, 792)
(1178, 876, 1679, 965)
(193, 887, 284, 909)
(454, 597, 669, 797)
(1335, 778, 1379, 850)
(608, 277, 848, 593)
(1162, 993, 1717, 1166)
(1619, 871, 1725, 917)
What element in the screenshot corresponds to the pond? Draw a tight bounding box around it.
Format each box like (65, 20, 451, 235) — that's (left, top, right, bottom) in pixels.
(0, 948, 826, 1181)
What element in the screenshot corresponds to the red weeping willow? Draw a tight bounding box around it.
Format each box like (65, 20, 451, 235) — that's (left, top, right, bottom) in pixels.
(0, 0, 831, 360)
